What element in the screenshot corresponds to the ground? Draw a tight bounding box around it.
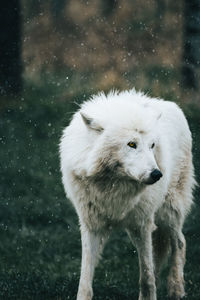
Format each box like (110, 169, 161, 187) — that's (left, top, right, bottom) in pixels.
(0, 83, 200, 299)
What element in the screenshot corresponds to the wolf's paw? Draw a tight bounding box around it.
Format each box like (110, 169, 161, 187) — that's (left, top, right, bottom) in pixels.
(167, 278, 185, 300)
(77, 286, 93, 300)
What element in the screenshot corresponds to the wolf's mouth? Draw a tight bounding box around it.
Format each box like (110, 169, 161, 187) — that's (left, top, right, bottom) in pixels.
(144, 179, 159, 185)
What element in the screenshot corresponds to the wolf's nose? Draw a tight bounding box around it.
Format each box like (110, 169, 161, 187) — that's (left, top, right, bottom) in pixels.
(150, 169, 163, 182)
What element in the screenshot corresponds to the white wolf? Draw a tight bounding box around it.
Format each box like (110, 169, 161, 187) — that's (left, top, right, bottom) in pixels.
(60, 90, 195, 300)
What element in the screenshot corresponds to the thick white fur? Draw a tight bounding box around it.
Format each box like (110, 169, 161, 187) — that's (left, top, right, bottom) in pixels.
(60, 90, 195, 300)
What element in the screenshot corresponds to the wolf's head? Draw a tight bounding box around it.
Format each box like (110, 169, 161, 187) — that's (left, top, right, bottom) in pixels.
(80, 100, 163, 185)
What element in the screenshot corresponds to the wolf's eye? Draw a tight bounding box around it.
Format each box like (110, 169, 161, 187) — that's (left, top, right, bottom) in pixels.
(128, 141, 137, 149)
(151, 143, 155, 149)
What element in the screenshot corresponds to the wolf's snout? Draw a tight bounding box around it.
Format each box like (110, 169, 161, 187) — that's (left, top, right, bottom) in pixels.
(150, 169, 162, 183)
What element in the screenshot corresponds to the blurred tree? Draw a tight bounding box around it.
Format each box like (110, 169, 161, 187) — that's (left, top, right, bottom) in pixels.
(102, 0, 118, 16)
(51, 0, 66, 18)
(0, 0, 22, 95)
(182, 0, 200, 89)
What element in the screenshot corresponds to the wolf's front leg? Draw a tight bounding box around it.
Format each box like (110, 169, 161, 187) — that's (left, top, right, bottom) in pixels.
(77, 224, 107, 300)
(127, 224, 157, 300)
(167, 230, 186, 300)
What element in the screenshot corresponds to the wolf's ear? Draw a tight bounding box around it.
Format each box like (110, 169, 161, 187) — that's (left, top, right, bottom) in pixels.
(80, 112, 104, 132)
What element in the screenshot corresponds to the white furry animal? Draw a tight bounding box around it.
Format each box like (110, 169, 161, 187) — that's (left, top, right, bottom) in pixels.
(60, 90, 195, 300)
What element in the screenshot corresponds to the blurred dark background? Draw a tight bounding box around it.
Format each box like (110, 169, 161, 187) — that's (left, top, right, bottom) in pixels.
(0, 1, 200, 299)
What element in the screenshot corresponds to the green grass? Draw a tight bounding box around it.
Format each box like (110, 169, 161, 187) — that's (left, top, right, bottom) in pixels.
(0, 83, 200, 299)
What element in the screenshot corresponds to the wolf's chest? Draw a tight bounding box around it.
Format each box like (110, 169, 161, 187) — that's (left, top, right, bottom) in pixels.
(79, 182, 141, 231)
